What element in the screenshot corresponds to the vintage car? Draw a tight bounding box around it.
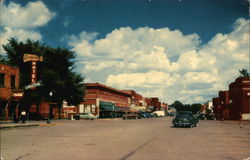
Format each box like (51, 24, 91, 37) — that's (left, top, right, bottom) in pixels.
(73, 113, 98, 120)
(172, 111, 199, 128)
(122, 112, 139, 120)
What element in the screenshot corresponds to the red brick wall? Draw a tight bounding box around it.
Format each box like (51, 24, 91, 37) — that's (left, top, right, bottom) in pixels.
(0, 64, 20, 100)
(229, 77, 250, 119)
(29, 101, 59, 119)
(85, 83, 131, 108)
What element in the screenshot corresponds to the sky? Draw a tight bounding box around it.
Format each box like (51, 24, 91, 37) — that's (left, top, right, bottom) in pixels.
(0, 0, 249, 104)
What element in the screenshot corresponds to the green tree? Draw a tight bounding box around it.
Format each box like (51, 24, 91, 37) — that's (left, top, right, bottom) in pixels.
(190, 103, 202, 114)
(171, 101, 184, 111)
(171, 101, 201, 114)
(2, 38, 85, 117)
(239, 69, 249, 77)
(0, 54, 8, 64)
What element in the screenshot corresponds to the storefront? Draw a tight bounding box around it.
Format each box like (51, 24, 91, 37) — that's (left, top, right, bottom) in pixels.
(99, 101, 119, 118)
(0, 64, 22, 121)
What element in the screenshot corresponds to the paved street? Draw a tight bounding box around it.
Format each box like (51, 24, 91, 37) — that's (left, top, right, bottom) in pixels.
(1, 117, 250, 160)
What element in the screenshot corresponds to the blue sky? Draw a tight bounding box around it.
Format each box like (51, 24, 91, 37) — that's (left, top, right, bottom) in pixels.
(0, 0, 249, 104)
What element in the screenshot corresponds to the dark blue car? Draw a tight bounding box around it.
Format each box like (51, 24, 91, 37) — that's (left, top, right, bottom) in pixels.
(172, 111, 199, 128)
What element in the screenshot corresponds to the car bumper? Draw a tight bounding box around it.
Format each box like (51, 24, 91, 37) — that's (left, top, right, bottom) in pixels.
(173, 122, 192, 127)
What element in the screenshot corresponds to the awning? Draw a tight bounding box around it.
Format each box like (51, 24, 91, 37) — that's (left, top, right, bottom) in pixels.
(116, 107, 136, 112)
(100, 101, 119, 111)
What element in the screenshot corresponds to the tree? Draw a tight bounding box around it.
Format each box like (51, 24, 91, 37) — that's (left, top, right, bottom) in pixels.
(2, 38, 85, 117)
(0, 54, 8, 64)
(239, 69, 249, 77)
(171, 101, 201, 114)
(171, 101, 184, 111)
(190, 103, 202, 114)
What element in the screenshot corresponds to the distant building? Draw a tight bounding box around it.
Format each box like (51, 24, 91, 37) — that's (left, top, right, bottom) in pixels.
(206, 101, 213, 111)
(122, 90, 146, 110)
(212, 97, 221, 120)
(80, 83, 132, 118)
(219, 91, 230, 119)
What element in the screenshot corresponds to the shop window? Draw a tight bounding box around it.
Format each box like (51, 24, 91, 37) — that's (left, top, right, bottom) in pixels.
(91, 105, 96, 113)
(0, 73, 5, 88)
(11, 75, 16, 89)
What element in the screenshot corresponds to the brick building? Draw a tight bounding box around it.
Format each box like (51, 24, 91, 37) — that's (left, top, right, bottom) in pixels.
(79, 83, 132, 118)
(122, 90, 146, 110)
(212, 97, 221, 120)
(213, 77, 250, 120)
(219, 91, 230, 119)
(229, 77, 250, 120)
(0, 63, 23, 120)
(213, 91, 230, 120)
(145, 97, 161, 111)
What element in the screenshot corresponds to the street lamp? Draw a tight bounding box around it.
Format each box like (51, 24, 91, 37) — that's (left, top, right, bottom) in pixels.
(47, 91, 53, 123)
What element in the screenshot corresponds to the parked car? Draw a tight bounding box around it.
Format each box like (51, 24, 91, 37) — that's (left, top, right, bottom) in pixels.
(172, 111, 199, 128)
(206, 113, 215, 120)
(122, 112, 139, 120)
(74, 113, 98, 120)
(153, 111, 165, 117)
(137, 112, 146, 119)
(138, 111, 154, 118)
(197, 113, 206, 120)
(166, 112, 176, 117)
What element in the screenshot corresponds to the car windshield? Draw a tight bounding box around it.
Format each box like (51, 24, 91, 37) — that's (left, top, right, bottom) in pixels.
(176, 112, 193, 118)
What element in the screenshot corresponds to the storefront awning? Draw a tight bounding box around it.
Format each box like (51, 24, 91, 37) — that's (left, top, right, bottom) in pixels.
(100, 101, 119, 111)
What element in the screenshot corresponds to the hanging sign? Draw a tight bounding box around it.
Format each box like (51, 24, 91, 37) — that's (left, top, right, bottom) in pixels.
(23, 54, 43, 62)
(23, 54, 43, 89)
(25, 80, 43, 90)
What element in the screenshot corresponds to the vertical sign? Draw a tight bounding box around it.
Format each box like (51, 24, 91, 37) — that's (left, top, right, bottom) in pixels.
(31, 61, 37, 83)
(23, 54, 43, 89)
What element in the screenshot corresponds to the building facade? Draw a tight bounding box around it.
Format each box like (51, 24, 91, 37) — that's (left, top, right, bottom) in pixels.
(212, 97, 221, 120)
(229, 77, 250, 120)
(213, 77, 250, 120)
(122, 90, 146, 110)
(79, 83, 132, 118)
(0, 63, 23, 120)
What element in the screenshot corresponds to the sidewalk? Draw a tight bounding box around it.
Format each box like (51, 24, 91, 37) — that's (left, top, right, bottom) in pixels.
(0, 120, 63, 130)
(0, 121, 40, 129)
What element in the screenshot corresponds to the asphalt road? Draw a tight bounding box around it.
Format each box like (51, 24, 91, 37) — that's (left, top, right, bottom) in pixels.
(1, 117, 250, 160)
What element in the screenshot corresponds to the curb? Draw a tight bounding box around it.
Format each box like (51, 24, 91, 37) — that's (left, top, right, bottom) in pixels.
(0, 124, 39, 130)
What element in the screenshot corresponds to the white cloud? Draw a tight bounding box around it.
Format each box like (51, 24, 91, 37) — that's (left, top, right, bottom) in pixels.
(106, 71, 176, 89)
(1, 1, 55, 29)
(0, 27, 42, 47)
(0, 1, 55, 54)
(67, 18, 249, 104)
